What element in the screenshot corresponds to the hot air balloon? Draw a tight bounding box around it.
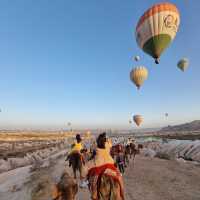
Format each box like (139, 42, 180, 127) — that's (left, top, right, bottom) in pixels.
(135, 2, 180, 64)
(134, 55, 140, 62)
(133, 115, 143, 126)
(177, 58, 189, 71)
(130, 66, 148, 89)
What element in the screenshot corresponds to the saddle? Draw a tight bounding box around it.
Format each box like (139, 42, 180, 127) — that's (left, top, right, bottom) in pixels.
(87, 164, 124, 200)
(69, 151, 85, 165)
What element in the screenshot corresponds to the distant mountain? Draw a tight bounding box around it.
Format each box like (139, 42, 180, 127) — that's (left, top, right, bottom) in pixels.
(160, 120, 200, 132)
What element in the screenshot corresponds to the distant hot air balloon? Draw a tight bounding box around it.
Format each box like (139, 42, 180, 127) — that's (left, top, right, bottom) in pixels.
(133, 115, 143, 126)
(130, 66, 148, 89)
(134, 55, 140, 62)
(177, 58, 189, 71)
(135, 2, 180, 64)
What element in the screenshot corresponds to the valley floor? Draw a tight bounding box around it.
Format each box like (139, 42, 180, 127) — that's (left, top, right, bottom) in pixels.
(1, 155, 200, 200)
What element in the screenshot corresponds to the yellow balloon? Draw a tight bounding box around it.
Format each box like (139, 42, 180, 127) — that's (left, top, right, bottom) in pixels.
(130, 66, 148, 89)
(133, 115, 143, 126)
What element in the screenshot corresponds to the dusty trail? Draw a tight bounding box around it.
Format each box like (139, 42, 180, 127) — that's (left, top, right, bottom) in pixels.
(77, 156, 200, 200)
(124, 157, 200, 200)
(65, 156, 200, 200)
(1, 155, 200, 200)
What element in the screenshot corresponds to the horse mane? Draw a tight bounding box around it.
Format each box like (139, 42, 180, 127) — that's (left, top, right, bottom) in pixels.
(97, 174, 123, 200)
(53, 171, 78, 200)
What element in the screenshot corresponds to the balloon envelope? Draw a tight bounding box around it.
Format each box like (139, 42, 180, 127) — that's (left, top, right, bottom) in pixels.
(135, 2, 180, 64)
(177, 58, 189, 71)
(133, 115, 143, 126)
(130, 66, 148, 89)
(134, 55, 140, 62)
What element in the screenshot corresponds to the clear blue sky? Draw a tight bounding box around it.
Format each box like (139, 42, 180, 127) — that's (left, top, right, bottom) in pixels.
(0, 0, 199, 129)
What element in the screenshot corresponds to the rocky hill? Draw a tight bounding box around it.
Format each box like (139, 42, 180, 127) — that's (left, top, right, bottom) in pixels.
(160, 120, 200, 132)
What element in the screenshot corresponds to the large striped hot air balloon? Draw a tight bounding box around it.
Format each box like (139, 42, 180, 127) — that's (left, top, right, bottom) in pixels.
(135, 2, 180, 64)
(133, 115, 143, 126)
(130, 66, 148, 89)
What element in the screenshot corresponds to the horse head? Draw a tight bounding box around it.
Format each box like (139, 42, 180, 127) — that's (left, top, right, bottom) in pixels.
(52, 171, 78, 200)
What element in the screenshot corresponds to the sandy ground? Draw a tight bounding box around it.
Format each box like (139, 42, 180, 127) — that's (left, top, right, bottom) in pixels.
(1, 155, 200, 200)
(124, 157, 200, 200)
(78, 157, 200, 200)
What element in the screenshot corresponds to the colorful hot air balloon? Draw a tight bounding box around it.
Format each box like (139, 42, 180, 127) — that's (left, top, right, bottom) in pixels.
(134, 55, 140, 62)
(177, 58, 189, 71)
(133, 115, 143, 126)
(130, 66, 148, 89)
(135, 2, 180, 64)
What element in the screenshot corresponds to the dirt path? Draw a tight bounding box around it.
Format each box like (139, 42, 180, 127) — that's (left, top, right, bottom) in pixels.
(77, 156, 200, 200)
(124, 156, 200, 200)
(1, 155, 200, 200)
(66, 156, 200, 200)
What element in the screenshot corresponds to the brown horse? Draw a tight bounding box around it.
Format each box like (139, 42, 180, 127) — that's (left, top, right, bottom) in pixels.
(124, 145, 131, 164)
(68, 152, 84, 179)
(31, 170, 78, 200)
(96, 174, 124, 200)
(88, 168, 124, 200)
(52, 171, 78, 200)
(130, 143, 143, 165)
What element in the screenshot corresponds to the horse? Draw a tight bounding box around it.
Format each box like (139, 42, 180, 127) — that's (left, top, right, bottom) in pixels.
(88, 167, 124, 200)
(67, 151, 84, 179)
(52, 171, 78, 200)
(124, 144, 132, 166)
(31, 169, 78, 200)
(96, 174, 124, 200)
(130, 143, 143, 165)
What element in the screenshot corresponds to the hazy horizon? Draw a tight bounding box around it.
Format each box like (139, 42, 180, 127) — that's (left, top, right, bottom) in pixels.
(0, 119, 198, 131)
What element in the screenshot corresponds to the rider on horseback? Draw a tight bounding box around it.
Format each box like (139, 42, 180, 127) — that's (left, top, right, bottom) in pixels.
(67, 134, 84, 167)
(71, 134, 83, 152)
(83, 132, 125, 200)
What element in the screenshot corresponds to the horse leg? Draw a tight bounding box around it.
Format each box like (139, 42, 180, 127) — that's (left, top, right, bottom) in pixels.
(133, 154, 136, 167)
(125, 154, 129, 166)
(122, 164, 125, 173)
(79, 166, 83, 180)
(129, 151, 132, 159)
(73, 166, 77, 179)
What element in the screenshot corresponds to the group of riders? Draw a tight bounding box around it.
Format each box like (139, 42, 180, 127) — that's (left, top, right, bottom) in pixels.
(60, 132, 143, 200)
